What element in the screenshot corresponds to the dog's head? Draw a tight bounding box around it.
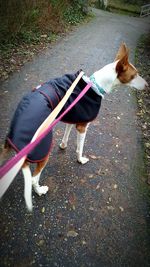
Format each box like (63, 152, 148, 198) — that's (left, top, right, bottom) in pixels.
(115, 43, 148, 90)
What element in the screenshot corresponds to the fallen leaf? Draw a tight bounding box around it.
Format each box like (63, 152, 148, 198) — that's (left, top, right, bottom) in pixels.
(88, 174, 94, 178)
(41, 207, 45, 213)
(113, 184, 118, 189)
(108, 197, 112, 202)
(96, 183, 100, 190)
(68, 193, 77, 207)
(119, 206, 124, 212)
(89, 154, 98, 159)
(107, 206, 115, 211)
(41, 34, 47, 38)
(67, 230, 78, 237)
(56, 212, 63, 220)
(145, 143, 150, 148)
(80, 179, 86, 184)
(38, 240, 44, 246)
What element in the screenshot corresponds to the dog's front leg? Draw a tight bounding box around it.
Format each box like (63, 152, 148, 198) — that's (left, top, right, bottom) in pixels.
(59, 123, 73, 149)
(76, 123, 89, 164)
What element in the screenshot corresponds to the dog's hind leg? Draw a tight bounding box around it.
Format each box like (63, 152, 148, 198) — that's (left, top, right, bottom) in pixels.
(59, 123, 73, 149)
(32, 157, 49, 196)
(76, 123, 89, 164)
(0, 140, 11, 165)
(22, 162, 33, 211)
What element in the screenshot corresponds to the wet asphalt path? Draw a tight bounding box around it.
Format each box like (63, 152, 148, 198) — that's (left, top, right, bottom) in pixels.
(0, 9, 150, 267)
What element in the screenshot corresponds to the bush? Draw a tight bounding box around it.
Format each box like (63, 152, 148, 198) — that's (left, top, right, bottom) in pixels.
(0, 0, 87, 45)
(63, 6, 84, 24)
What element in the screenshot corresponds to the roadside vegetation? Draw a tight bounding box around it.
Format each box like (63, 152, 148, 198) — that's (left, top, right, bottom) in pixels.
(108, 0, 141, 15)
(136, 34, 150, 184)
(0, 0, 89, 81)
(1, 0, 148, 81)
(91, 0, 148, 15)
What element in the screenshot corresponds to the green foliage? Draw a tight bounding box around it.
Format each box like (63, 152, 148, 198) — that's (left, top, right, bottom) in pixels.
(63, 5, 84, 24)
(16, 31, 41, 44)
(0, 0, 86, 45)
(27, 9, 40, 23)
(106, 0, 141, 15)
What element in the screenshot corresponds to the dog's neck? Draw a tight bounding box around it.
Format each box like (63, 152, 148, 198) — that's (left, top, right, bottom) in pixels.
(93, 62, 119, 93)
(84, 62, 119, 97)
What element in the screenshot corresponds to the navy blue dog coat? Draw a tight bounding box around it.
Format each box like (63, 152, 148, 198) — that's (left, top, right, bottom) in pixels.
(7, 71, 102, 162)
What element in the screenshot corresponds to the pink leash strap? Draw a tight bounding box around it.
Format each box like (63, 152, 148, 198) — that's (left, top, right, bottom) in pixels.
(0, 82, 92, 179)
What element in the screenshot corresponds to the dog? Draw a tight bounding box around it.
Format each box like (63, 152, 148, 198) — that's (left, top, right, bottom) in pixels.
(1, 43, 148, 211)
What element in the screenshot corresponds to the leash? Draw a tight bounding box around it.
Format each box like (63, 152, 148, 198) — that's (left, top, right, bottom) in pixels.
(31, 71, 84, 142)
(0, 72, 92, 198)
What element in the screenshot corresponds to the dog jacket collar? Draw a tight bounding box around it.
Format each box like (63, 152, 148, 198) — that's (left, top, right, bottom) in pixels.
(90, 74, 106, 98)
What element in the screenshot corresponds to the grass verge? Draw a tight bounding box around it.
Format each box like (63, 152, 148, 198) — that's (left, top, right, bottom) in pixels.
(0, 6, 91, 81)
(136, 34, 150, 184)
(108, 0, 140, 15)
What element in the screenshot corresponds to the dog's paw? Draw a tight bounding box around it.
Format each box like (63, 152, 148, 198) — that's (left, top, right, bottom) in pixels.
(59, 142, 67, 150)
(77, 157, 89, 164)
(34, 185, 49, 196)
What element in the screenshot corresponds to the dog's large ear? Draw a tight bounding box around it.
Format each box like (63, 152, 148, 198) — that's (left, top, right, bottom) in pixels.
(115, 43, 129, 61)
(116, 53, 129, 75)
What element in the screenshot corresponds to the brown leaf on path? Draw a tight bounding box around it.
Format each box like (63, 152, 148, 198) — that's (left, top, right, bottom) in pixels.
(113, 184, 118, 189)
(89, 154, 101, 160)
(96, 183, 100, 190)
(37, 239, 44, 246)
(56, 212, 63, 220)
(107, 206, 115, 211)
(68, 193, 77, 208)
(67, 230, 78, 237)
(88, 174, 94, 179)
(119, 206, 124, 212)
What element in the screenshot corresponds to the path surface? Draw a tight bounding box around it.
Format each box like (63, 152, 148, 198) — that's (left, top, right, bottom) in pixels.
(0, 9, 150, 267)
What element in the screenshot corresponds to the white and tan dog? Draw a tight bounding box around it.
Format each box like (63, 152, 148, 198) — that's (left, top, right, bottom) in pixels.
(1, 43, 148, 210)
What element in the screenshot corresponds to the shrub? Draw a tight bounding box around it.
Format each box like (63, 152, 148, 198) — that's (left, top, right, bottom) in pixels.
(0, 0, 87, 44)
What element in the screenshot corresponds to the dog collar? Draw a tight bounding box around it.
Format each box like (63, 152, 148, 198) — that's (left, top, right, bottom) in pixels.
(90, 75, 106, 97)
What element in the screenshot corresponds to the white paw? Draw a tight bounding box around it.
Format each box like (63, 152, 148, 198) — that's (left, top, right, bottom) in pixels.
(34, 185, 49, 196)
(59, 142, 67, 150)
(77, 157, 89, 164)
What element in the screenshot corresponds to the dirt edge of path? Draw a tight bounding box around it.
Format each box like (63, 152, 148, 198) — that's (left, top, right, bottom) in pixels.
(136, 33, 150, 185)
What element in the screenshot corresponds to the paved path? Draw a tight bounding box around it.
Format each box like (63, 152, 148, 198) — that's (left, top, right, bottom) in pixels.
(0, 9, 150, 267)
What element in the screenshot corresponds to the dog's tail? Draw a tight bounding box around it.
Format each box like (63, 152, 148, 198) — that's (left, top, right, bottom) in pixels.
(22, 163, 33, 212)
